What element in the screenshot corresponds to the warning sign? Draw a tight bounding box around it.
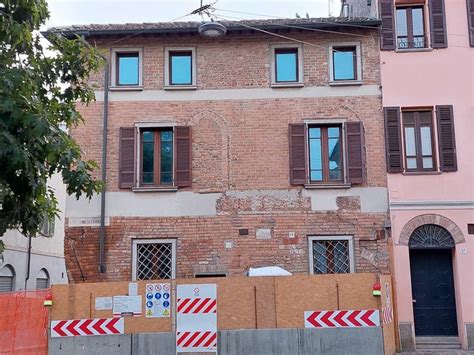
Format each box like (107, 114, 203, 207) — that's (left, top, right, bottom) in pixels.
(145, 283, 171, 318)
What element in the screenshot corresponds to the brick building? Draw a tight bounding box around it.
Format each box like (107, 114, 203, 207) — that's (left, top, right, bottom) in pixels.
(44, 17, 390, 283)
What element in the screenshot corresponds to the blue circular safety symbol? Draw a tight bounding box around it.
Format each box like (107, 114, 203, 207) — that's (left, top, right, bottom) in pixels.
(146, 301, 153, 308)
(163, 292, 170, 299)
(146, 293, 153, 300)
(163, 300, 170, 308)
(155, 292, 161, 299)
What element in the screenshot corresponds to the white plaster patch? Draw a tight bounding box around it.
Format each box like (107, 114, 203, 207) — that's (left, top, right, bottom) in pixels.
(66, 191, 221, 218)
(256, 228, 272, 240)
(302, 187, 388, 213)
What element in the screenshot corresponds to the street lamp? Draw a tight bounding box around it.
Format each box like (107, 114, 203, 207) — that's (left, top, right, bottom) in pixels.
(198, 21, 227, 38)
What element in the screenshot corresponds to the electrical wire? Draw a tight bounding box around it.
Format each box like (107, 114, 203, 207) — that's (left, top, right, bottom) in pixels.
(214, 7, 470, 37)
(213, 11, 471, 50)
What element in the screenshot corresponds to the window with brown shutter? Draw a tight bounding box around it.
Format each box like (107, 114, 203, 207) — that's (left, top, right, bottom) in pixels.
(289, 124, 306, 185)
(346, 122, 365, 184)
(119, 127, 136, 188)
(436, 105, 457, 172)
(467, 0, 474, 46)
(402, 109, 437, 172)
(396, 6, 427, 49)
(429, 0, 448, 48)
(380, 0, 396, 50)
(175, 126, 192, 187)
(384, 107, 403, 173)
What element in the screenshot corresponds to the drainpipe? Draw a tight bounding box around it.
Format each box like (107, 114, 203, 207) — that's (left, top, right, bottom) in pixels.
(25, 234, 32, 289)
(99, 63, 110, 273)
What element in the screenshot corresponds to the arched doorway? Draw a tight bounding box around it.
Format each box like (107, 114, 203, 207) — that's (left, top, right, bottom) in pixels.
(409, 224, 458, 336)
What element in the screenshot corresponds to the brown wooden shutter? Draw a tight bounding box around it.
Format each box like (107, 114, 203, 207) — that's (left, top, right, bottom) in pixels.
(119, 127, 135, 189)
(346, 121, 365, 184)
(289, 123, 306, 185)
(436, 105, 457, 172)
(384, 107, 403, 173)
(380, 0, 396, 50)
(429, 0, 448, 48)
(468, 0, 474, 46)
(175, 126, 192, 187)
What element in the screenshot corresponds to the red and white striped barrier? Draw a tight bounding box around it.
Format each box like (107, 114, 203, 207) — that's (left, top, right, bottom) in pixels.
(177, 284, 217, 353)
(382, 305, 393, 325)
(51, 318, 124, 337)
(177, 331, 217, 349)
(304, 310, 380, 328)
(177, 297, 217, 314)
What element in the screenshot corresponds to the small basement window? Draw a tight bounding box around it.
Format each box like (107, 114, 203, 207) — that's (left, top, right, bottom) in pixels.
(132, 239, 176, 280)
(308, 236, 355, 274)
(194, 273, 227, 278)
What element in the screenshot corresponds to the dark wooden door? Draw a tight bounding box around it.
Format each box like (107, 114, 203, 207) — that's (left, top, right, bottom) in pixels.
(410, 249, 458, 336)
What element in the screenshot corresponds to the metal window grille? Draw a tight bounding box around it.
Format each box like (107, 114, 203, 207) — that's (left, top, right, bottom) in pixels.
(135, 242, 174, 280)
(311, 239, 351, 274)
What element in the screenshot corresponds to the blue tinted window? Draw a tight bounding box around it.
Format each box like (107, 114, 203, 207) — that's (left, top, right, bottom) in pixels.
(275, 49, 298, 82)
(118, 53, 139, 85)
(160, 130, 173, 185)
(142, 131, 154, 184)
(333, 48, 356, 81)
(170, 52, 192, 85)
(309, 127, 323, 182)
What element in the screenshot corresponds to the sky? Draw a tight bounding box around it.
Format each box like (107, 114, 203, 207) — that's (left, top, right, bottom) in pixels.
(43, 0, 342, 29)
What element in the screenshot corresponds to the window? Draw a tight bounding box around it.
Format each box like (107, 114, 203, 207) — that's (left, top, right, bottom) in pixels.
(111, 48, 143, 87)
(308, 125, 344, 183)
(194, 273, 227, 278)
(270, 44, 303, 86)
(0, 265, 15, 292)
(164, 47, 196, 88)
(140, 128, 173, 186)
(39, 214, 54, 237)
(329, 43, 362, 83)
(402, 110, 436, 171)
(308, 236, 354, 274)
(132, 239, 176, 281)
(36, 269, 50, 289)
(396, 6, 426, 49)
(119, 126, 191, 190)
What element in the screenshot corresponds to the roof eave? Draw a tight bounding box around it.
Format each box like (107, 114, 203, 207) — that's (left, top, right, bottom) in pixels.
(42, 19, 381, 40)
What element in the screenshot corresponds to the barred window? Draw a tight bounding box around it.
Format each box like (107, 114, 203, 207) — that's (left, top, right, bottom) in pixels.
(308, 236, 355, 274)
(132, 239, 176, 281)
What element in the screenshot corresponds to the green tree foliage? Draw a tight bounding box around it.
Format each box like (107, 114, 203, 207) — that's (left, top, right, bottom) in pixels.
(0, 0, 104, 248)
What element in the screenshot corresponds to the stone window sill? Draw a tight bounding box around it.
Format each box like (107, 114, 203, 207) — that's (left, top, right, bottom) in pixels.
(329, 80, 363, 86)
(110, 86, 144, 91)
(163, 85, 197, 91)
(395, 48, 433, 53)
(270, 82, 304, 88)
(401, 171, 442, 176)
(304, 183, 351, 189)
(132, 186, 178, 192)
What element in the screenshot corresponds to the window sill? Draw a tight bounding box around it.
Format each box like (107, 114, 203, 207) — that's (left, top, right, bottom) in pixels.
(110, 86, 144, 91)
(270, 82, 304, 88)
(163, 85, 197, 91)
(329, 80, 363, 86)
(132, 186, 178, 192)
(304, 183, 351, 189)
(395, 48, 433, 53)
(401, 171, 442, 176)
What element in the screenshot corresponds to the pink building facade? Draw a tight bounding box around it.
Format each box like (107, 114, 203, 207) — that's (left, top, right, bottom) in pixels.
(377, 0, 474, 351)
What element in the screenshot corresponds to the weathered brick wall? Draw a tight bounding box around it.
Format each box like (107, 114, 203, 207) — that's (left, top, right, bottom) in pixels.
(75, 96, 386, 192)
(65, 212, 389, 283)
(65, 29, 388, 282)
(88, 30, 380, 90)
